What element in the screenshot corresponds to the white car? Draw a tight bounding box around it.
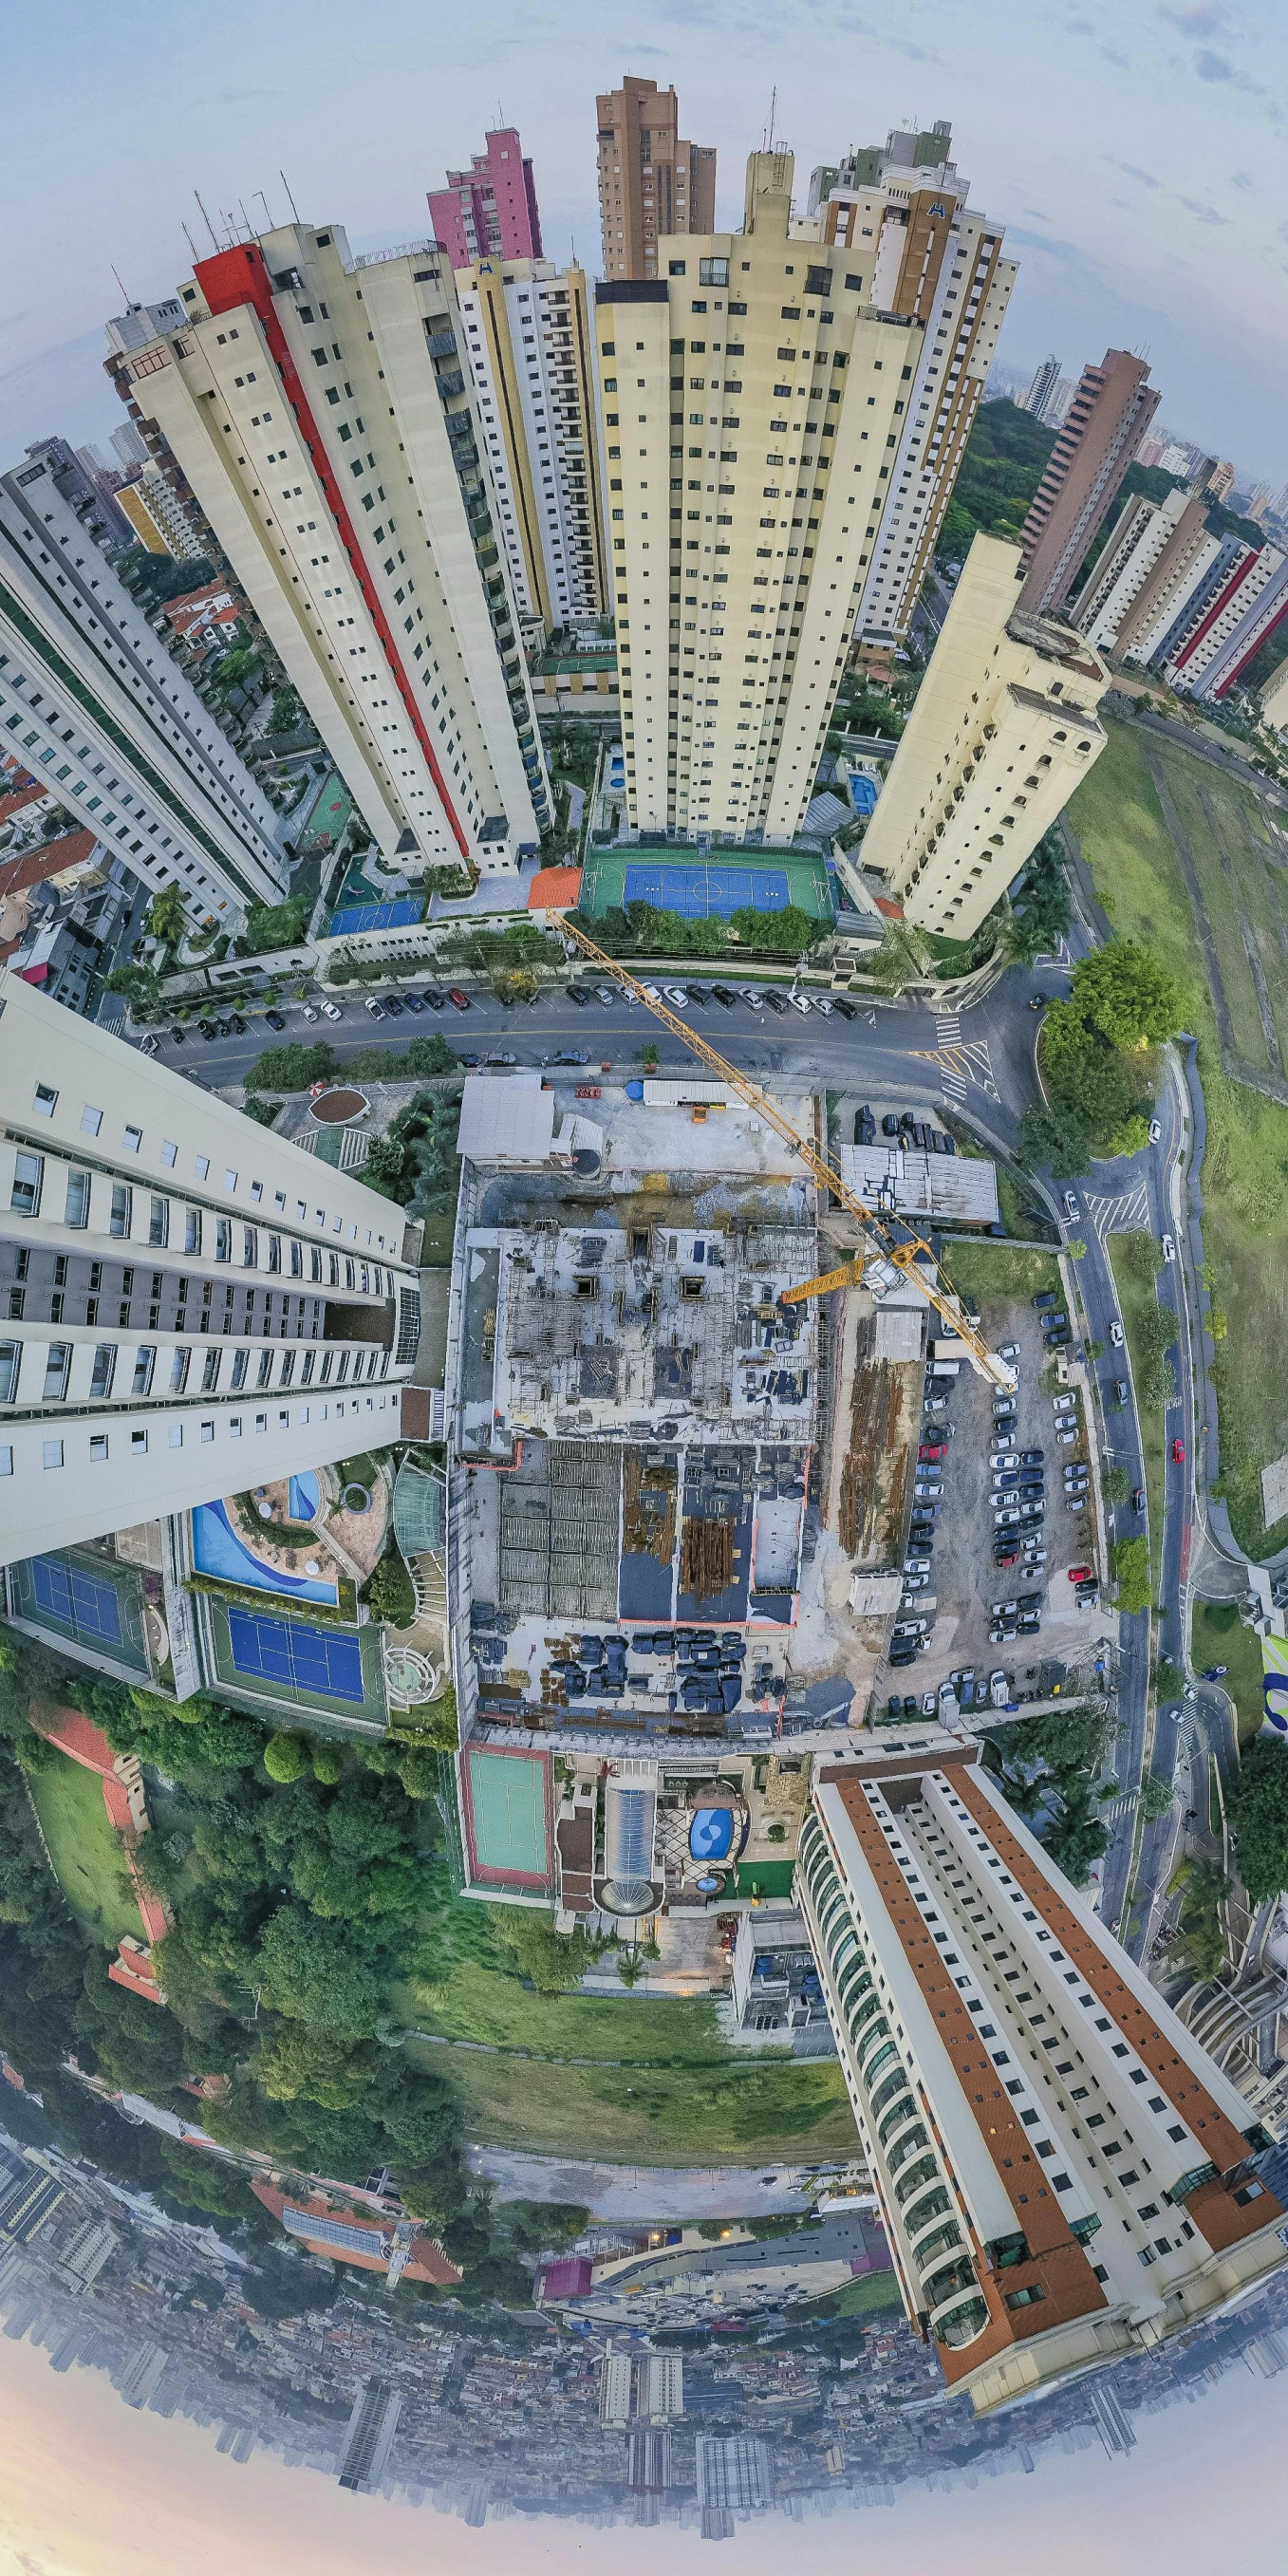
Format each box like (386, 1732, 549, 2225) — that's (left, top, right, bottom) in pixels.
(595, 986, 618, 1006)
(998, 1341, 1020, 1362)
(787, 993, 812, 1015)
(1056, 1428, 1078, 1447)
(1053, 1392, 1076, 1415)
(299, 1002, 320, 1022)
(1162, 1233, 1175, 1262)
(1064, 1191, 1079, 1218)
(893, 1617, 928, 1639)
(989, 1670, 1009, 1710)
(319, 999, 343, 1021)
(812, 997, 834, 1017)
(364, 997, 386, 1019)
(1148, 1118, 1162, 1145)
(641, 983, 664, 1006)
(739, 986, 765, 1010)
(663, 986, 689, 1010)
(1109, 1320, 1125, 1347)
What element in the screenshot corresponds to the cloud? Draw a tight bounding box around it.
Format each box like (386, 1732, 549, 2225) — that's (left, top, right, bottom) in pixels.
(1158, 2, 1233, 30)
(1105, 157, 1162, 187)
(1194, 46, 1236, 79)
(1176, 195, 1231, 223)
(1231, 169, 1255, 189)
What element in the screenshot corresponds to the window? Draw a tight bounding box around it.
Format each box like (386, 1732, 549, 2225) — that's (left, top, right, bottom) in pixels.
(215, 1218, 232, 1261)
(201, 1350, 220, 1392)
(243, 1227, 258, 1268)
(0, 1345, 20, 1404)
(231, 1349, 250, 1390)
(169, 1349, 191, 1394)
(81, 1106, 103, 1137)
(11, 1153, 43, 1218)
(256, 1350, 273, 1389)
(90, 1345, 117, 1398)
(699, 256, 729, 287)
(268, 1235, 282, 1274)
(185, 1209, 202, 1256)
(42, 1345, 71, 1401)
(65, 1169, 91, 1228)
(289, 1241, 303, 1277)
(130, 1429, 147, 1456)
(109, 1183, 132, 1239)
(195, 1155, 210, 1181)
(32, 1083, 57, 1118)
(225, 1170, 238, 1192)
(42, 1440, 64, 1470)
(200, 1420, 215, 1443)
(131, 1346, 156, 1397)
(160, 1141, 177, 1169)
(122, 1124, 142, 1154)
(90, 1434, 108, 1464)
(149, 1197, 169, 1247)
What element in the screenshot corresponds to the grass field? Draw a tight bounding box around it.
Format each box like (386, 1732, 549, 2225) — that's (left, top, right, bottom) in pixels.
(396, 1956, 857, 2162)
(800, 2268, 904, 2323)
(1190, 1599, 1265, 1745)
(1071, 720, 1288, 1556)
(28, 1758, 140, 1948)
(940, 1241, 1062, 1305)
(400, 2032, 858, 2164)
(1107, 1234, 1167, 1582)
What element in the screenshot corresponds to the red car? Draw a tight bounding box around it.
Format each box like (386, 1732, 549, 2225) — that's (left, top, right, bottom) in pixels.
(447, 988, 471, 1012)
(1171, 1435, 1185, 1464)
(1067, 1564, 1093, 1583)
(919, 1442, 947, 1463)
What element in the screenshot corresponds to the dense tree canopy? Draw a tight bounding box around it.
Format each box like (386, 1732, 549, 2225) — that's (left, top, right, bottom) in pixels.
(1229, 1740, 1288, 1901)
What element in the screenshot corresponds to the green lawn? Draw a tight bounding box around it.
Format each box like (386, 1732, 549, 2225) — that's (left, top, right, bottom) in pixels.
(799, 2268, 904, 2323)
(1190, 1599, 1264, 1746)
(28, 1758, 141, 1948)
(400, 1958, 732, 2060)
(1071, 719, 1288, 1556)
(940, 1241, 1062, 1305)
(1107, 1234, 1167, 1586)
(400, 2032, 859, 2165)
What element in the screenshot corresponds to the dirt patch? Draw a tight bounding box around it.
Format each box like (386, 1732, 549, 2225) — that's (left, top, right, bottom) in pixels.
(681, 1519, 735, 1596)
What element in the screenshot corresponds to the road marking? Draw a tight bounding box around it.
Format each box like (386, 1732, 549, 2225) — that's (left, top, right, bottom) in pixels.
(935, 1013, 961, 1044)
(1085, 1185, 1149, 1245)
(910, 1038, 999, 1103)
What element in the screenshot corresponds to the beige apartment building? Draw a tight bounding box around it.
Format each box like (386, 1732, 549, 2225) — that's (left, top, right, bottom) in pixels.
(117, 223, 551, 876)
(799, 1745, 1287, 2417)
(810, 123, 1016, 647)
(859, 533, 1110, 937)
(454, 259, 607, 635)
(595, 150, 919, 841)
(596, 78, 717, 282)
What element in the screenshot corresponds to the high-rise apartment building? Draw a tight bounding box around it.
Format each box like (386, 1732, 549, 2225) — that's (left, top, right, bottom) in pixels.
(1260, 658, 1288, 736)
(797, 1741, 1287, 2417)
(595, 150, 918, 840)
(454, 260, 607, 634)
(1072, 485, 1209, 654)
(1165, 542, 1288, 700)
(120, 224, 551, 873)
(114, 460, 207, 561)
(20, 437, 134, 555)
(596, 78, 717, 282)
(338, 2378, 401, 2491)
(1021, 354, 1062, 422)
(809, 122, 1016, 646)
(1018, 349, 1160, 613)
(428, 127, 542, 268)
(0, 448, 287, 930)
(0, 976, 421, 1563)
(858, 534, 1110, 938)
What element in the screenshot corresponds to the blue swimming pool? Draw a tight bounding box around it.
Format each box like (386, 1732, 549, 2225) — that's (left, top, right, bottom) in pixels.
(191, 1500, 339, 1605)
(288, 1471, 320, 1523)
(689, 1806, 736, 1862)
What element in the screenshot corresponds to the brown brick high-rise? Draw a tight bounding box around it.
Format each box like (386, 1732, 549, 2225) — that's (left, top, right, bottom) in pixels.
(1018, 349, 1159, 614)
(596, 77, 717, 281)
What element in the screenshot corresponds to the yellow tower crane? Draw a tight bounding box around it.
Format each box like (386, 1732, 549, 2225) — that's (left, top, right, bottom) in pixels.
(551, 915, 1017, 1391)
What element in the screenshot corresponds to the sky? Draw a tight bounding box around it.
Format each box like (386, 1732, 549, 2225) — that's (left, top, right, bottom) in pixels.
(4, 2320, 1288, 2576)
(1, 0, 1286, 487)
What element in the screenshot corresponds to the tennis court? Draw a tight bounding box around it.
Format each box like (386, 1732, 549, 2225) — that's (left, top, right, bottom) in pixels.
(328, 897, 422, 936)
(298, 769, 353, 856)
(624, 861, 791, 918)
(466, 1746, 550, 1883)
(9, 1548, 150, 1671)
(32, 1556, 122, 1642)
(227, 1607, 364, 1703)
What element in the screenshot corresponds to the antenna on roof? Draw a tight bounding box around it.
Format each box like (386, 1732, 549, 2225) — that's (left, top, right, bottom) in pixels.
(194, 191, 220, 252)
(110, 265, 131, 309)
(255, 190, 273, 231)
(765, 84, 778, 150)
(238, 199, 255, 240)
(280, 169, 301, 221)
(181, 222, 199, 262)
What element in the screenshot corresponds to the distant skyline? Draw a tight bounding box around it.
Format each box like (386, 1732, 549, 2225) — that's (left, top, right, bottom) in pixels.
(1, 1, 1286, 485)
(4, 2318, 1288, 2576)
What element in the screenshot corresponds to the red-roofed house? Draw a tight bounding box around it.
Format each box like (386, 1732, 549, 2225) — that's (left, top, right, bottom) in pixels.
(873, 893, 905, 920)
(162, 582, 242, 652)
(250, 2180, 461, 2286)
(108, 1936, 165, 2007)
(0, 781, 55, 839)
(527, 864, 582, 917)
(41, 1708, 116, 1774)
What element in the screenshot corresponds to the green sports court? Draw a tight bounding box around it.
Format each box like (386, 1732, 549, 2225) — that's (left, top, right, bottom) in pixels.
(9, 1549, 150, 1674)
(298, 768, 354, 856)
(463, 1746, 551, 1890)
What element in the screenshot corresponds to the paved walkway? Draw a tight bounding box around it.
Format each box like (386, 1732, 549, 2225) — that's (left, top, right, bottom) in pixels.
(463, 2144, 852, 2217)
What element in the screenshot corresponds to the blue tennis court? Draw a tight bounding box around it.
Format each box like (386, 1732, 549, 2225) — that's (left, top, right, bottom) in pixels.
(327, 898, 422, 937)
(31, 1556, 122, 1644)
(227, 1607, 364, 1703)
(623, 863, 791, 919)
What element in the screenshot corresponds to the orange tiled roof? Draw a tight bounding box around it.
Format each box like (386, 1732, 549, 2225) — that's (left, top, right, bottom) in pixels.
(527, 865, 583, 911)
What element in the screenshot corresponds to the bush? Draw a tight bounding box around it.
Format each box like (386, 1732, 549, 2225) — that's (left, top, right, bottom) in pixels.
(263, 1732, 310, 1783)
(250, 1040, 336, 1092)
(1114, 1536, 1152, 1615)
(1228, 1741, 1288, 1900)
(242, 1097, 279, 1129)
(365, 1549, 416, 1629)
(234, 895, 311, 958)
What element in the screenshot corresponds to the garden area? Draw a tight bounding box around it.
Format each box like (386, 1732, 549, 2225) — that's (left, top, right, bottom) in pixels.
(1106, 1228, 1173, 1574)
(26, 1753, 142, 1949)
(1191, 1598, 1264, 1747)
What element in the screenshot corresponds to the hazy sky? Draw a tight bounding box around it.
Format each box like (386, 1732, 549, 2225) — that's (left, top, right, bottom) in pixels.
(3, 2321, 1288, 2576)
(1, 1, 1286, 484)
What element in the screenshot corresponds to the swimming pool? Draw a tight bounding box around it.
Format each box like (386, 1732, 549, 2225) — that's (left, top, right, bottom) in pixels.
(689, 1806, 736, 1862)
(191, 1500, 339, 1605)
(288, 1471, 320, 1523)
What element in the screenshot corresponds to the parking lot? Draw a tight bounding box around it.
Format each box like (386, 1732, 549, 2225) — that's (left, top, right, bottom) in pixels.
(887, 1292, 1101, 1709)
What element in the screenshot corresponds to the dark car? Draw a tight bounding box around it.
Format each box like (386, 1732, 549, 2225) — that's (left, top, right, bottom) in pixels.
(383, 995, 405, 1017)
(710, 984, 737, 1009)
(196, 1018, 216, 1040)
(1033, 1290, 1058, 1310)
(764, 989, 789, 1015)
(686, 986, 711, 1008)
(456, 1051, 480, 1068)
(882, 1113, 900, 1136)
(1202, 1664, 1229, 1680)
(854, 1104, 876, 1148)
(215, 1017, 233, 1037)
(264, 1010, 286, 1031)
(543, 1048, 590, 1067)
(402, 992, 424, 1015)
(1132, 1486, 1146, 1512)
(421, 989, 446, 1010)
(1019, 1449, 1044, 1467)
(565, 984, 589, 1007)
(832, 997, 859, 1021)
(168, 1025, 186, 1045)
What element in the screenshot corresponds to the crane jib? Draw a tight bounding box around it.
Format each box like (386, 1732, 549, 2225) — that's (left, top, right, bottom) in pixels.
(551, 913, 1016, 1391)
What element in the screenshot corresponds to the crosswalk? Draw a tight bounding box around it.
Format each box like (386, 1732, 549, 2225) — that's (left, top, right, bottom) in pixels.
(910, 1036, 1000, 1106)
(936, 1012, 961, 1046)
(1085, 1185, 1150, 1246)
(1103, 1791, 1139, 1826)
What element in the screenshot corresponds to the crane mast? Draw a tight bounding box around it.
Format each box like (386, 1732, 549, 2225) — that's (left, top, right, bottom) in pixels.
(551, 914, 1016, 1391)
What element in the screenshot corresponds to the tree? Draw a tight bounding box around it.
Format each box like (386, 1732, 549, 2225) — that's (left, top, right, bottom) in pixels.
(1070, 943, 1186, 1050)
(263, 1733, 310, 1783)
(1018, 1099, 1090, 1177)
(1138, 1769, 1174, 1824)
(1102, 1465, 1129, 1505)
(361, 1136, 410, 1202)
(254, 1906, 388, 2036)
(145, 881, 187, 950)
(365, 1549, 416, 1628)
(490, 1909, 597, 1994)
(249, 1040, 336, 1092)
(1228, 1741, 1288, 1900)
(1114, 1535, 1152, 1614)
(234, 895, 310, 959)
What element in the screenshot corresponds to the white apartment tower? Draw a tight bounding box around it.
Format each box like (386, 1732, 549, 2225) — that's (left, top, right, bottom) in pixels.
(0, 976, 421, 1562)
(812, 125, 1016, 647)
(120, 225, 551, 874)
(799, 1745, 1287, 2417)
(596, 151, 919, 841)
(454, 259, 607, 637)
(0, 452, 287, 931)
(859, 534, 1110, 938)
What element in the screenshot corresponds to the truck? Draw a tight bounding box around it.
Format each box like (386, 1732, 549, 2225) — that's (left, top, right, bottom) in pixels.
(929, 1336, 968, 1361)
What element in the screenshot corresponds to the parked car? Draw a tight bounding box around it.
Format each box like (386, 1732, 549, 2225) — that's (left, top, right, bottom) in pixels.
(320, 999, 343, 1020)
(904, 1557, 932, 1577)
(919, 1442, 947, 1462)
(1056, 1427, 1078, 1447)
(998, 1341, 1020, 1362)
(196, 1018, 216, 1039)
(420, 990, 446, 1011)
(882, 1113, 901, 1136)
(903, 1573, 929, 1594)
(299, 1002, 320, 1022)
(595, 985, 617, 1007)
(542, 1049, 590, 1067)
(447, 989, 471, 1012)
(1053, 1392, 1076, 1415)
(1064, 1191, 1079, 1218)
(855, 1105, 877, 1147)
(813, 997, 834, 1017)
(139, 1032, 159, 1056)
(889, 1649, 918, 1670)
(1110, 1320, 1125, 1347)
(381, 994, 403, 1017)
(364, 998, 387, 1020)
(1172, 1435, 1185, 1464)
(1132, 1486, 1146, 1512)
(892, 1618, 929, 1639)
(1019, 1448, 1044, 1467)
(663, 986, 690, 1010)
(264, 1009, 287, 1031)
(763, 989, 789, 1015)
(711, 985, 737, 1010)
(1148, 1117, 1162, 1144)
(1033, 1291, 1058, 1311)
(484, 1050, 517, 1068)
(832, 998, 859, 1021)
(565, 983, 589, 1007)
(1113, 1380, 1129, 1407)
(787, 992, 812, 1015)
(686, 986, 711, 1009)
(914, 1480, 943, 1501)
(739, 985, 766, 1010)
(989, 1671, 1009, 1710)
(1202, 1664, 1229, 1680)
(167, 1025, 186, 1045)
(401, 992, 423, 1015)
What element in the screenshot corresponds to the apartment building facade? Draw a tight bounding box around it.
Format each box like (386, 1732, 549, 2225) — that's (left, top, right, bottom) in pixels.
(798, 1745, 1286, 2417)
(428, 126, 542, 268)
(0, 975, 420, 1561)
(854, 533, 1109, 937)
(454, 259, 607, 635)
(595, 151, 918, 841)
(811, 124, 1016, 647)
(0, 450, 287, 932)
(1018, 349, 1160, 614)
(596, 78, 717, 283)
(119, 224, 551, 874)
(1165, 542, 1288, 700)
